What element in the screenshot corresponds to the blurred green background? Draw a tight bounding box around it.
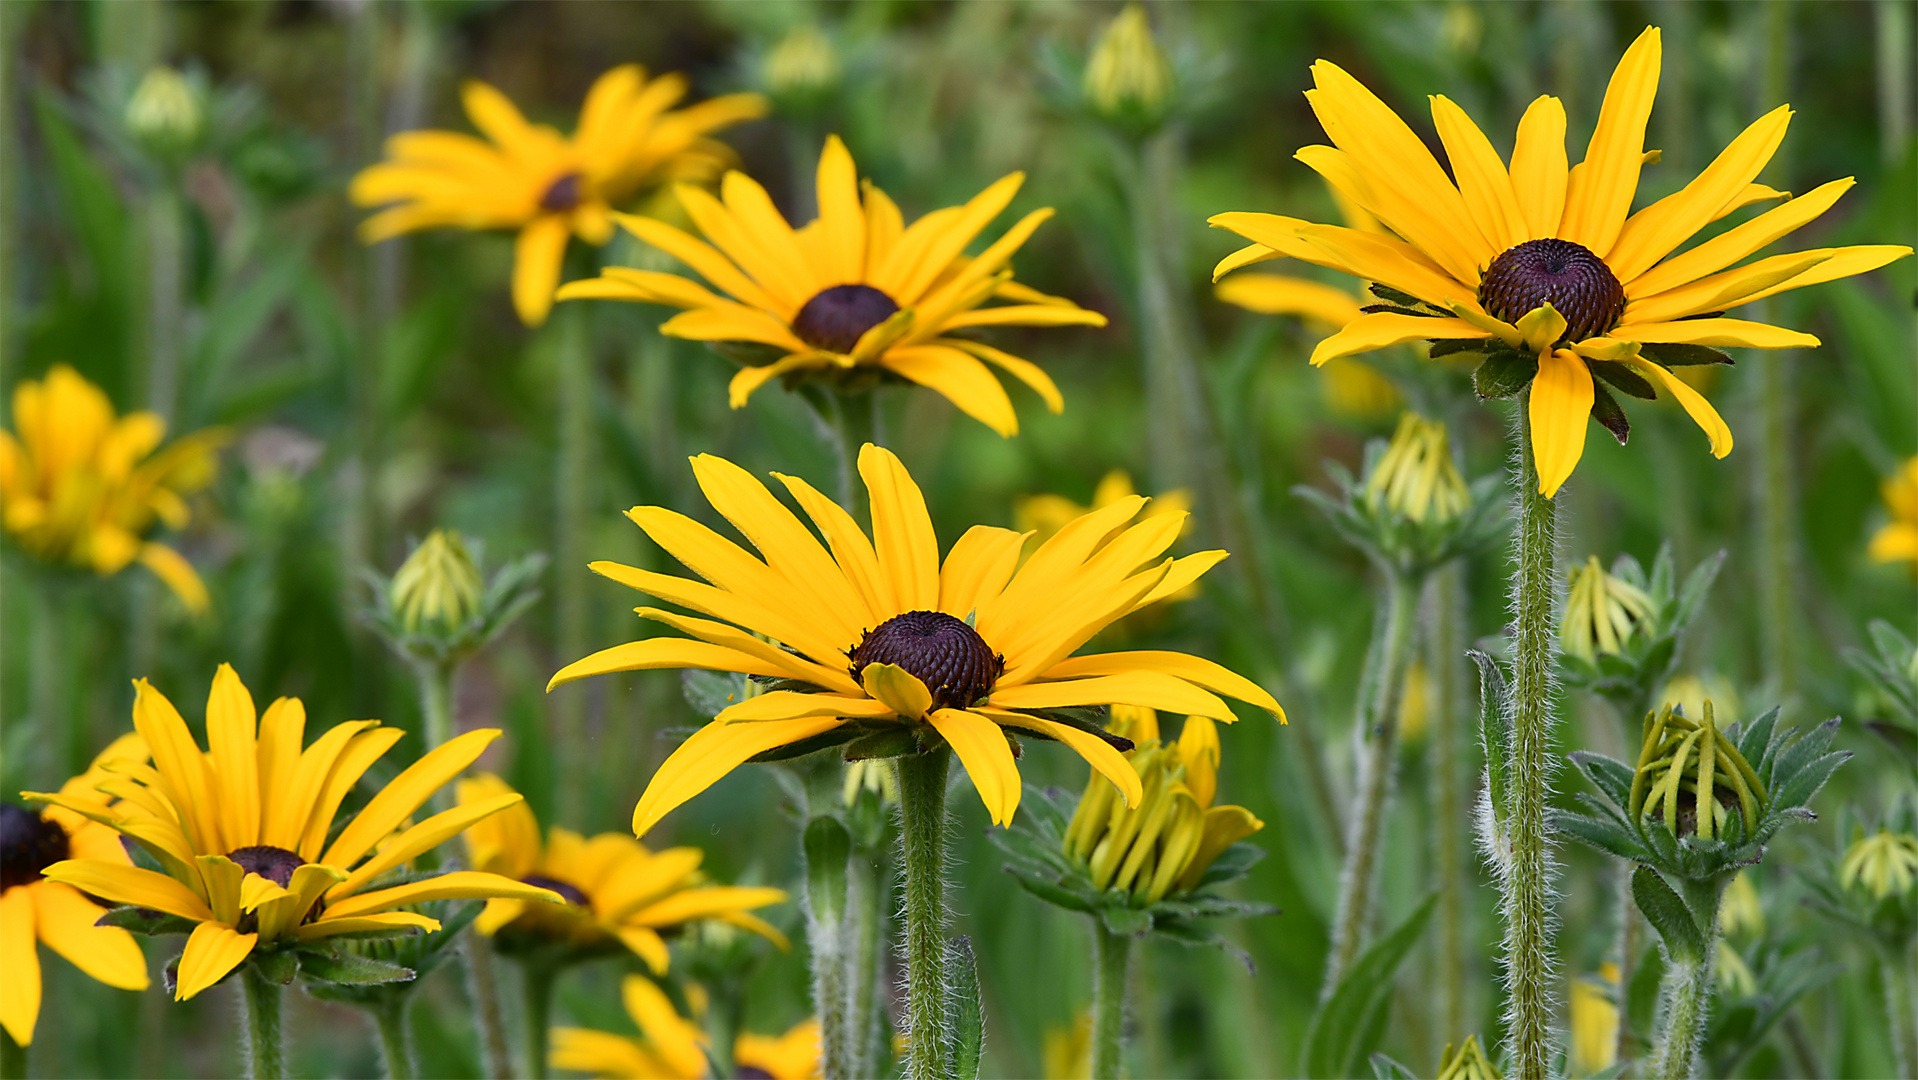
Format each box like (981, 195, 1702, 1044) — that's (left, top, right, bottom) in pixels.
(2, 1, 1912, 1077)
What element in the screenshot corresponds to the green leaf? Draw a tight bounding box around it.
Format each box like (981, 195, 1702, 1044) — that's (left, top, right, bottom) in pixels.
(1632, 867, 1706, 966)
(1426, 338, 1485, 359)
(1570, 751, 1635, 810)
(1370, 1053, 1420, 1079)
(1640, 341, 1733, 366)
(1554, 806, 1646, 861)
(298, 950, 418, 986)
(1473, 352, 1538, 399)
(1300, 893, 1438, 1079)
(1193, 841, 1265, 889)
(1670, 550, 1728, 631)
(946, 935, 985, 1080)
(1589, 359, 1658, 400)
(1006, 870, 1096, 913)
(1470, 651, 1511, 828)
(93, 906, 199, 937)
(1626, 942, 1666, 1040)
(803, 816, 852, 929)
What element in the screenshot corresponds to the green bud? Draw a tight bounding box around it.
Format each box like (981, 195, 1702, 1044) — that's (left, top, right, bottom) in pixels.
(1562, 554, 1655, 663)
(1363, 411, 1470, 526)
(1628, 701, 1766, 840)
(764, 24, 840, 102)
(1435, 1034, 1503, 1080)
(125, 67, 204, 157)
(1840, 829, 1918, 901)
(1083, 4, 1174, 127)
(391, 529, 484, 635)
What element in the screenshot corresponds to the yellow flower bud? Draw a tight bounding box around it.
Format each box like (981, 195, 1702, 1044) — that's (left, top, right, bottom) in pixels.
(764, 25, 841, 98)
(1567, 967, 1618, 1077)
(391, 529, 484, 635)
(1628, 701, 1766, 840)
(1840, 829, 1918, 901)
(125, 67, 203, 154)
(1363, 412, 1470, 526)
(1437, 1034, 1504, 1080)
(1562, 554, 1655, 662)
(1083, 4, 1173, 123)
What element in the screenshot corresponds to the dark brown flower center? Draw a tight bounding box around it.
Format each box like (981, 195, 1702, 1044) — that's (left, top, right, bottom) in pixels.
(1477, 238, 1624, 345)
(1, 804, 70, 892)
(849, 610, 1004, 711)
(791, 284, 900, 353)
(521, 874, 589, 907)
(540, 172, 585, 212)
(228, 845, 306, 888)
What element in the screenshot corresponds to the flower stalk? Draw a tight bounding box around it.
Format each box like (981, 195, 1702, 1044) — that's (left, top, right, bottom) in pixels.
(1888, 939, 1918, 1080)
(463, 939, 514, 1080)
(239, 963, 288, 1080)
(552, 305, 593, 824)
(1649, 877, 1728, 1080)
(374, 998, 417, 1080)
(1429, 564, 1471, 1040)
(1090, 922, 1134, 1080)
(895, 748, 953, 1080)
(518, 960, 557, 1080)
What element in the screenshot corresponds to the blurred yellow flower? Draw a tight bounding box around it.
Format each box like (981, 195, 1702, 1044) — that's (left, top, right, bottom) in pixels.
(1561, 555, 1654, 663)
(1868, 456, 1918, 568)
(26, 665, 559, 1000)
(1840, 829, 1918, 901)
(1719, 869, 1763, 938)
(733, 1017, 821, 1080)
(1567, 965, 1619, 1076)
(456, 773, 788, 973)
(764, 25, 840, 99)
(1042, 1009, 1092, 1080)
(557, 136, 1107, 436)
(550, 975, 710, 1080)
(351, 66, 766, 327)
(1365, 412, 1470, 525)
(1, 735, 151, 1046)
(1210, 26, 1911, 498)
(1084, 4, 1174, 121)
(1716, 940, 1757, 997)
(0, 365, 223, 611)
(1014, 469, 1189, 548)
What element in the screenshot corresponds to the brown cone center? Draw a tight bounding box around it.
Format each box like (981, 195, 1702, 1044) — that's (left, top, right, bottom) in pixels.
(1477, 237, 1624, 345)
(849, 610, 1003, 711)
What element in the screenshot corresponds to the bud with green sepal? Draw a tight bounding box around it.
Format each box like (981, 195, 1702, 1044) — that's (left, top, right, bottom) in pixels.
(1557, 544, 1726, 722)
(1082, 4, 1176, 133)
(1803, 795, 1918, 1078)
(124, 66, 207, 161)
(761, 24, 841, 118)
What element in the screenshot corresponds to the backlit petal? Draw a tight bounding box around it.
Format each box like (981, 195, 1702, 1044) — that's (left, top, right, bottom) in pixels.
(1559, 27, 1661, 256)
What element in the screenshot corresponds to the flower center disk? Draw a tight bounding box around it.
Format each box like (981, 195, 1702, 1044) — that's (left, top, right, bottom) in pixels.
(540, 172, 585, 212)
(850, 610, 1003, 711)
(0, 804, 70, 891)
(227, 844, 307, 888)
(791, 284, 900, 354)
(521, 874, 590, 907)
(1477, 238, 1625, 345)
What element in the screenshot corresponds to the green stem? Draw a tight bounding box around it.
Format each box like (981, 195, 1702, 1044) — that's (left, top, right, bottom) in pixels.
(144, 181, 183, 422)
(812, 890, 853, 1080)
(1, 1029, 26, 1080)
(463, 939, 514, 1080)
(1429, 564, 1469, 1040)
(848, 852, 887, 1078)
(1888, 937, 1918, 1080)
(1090, 920, 1134, 1080)
(240, 963, 287, 1080)
(1615, 863, 1644, 1067)
(373, 998, 416, 1080)
(417, 659, 455, 751)
(895, 749, 952, 1080)
(1650, 880, 1725, 1080)
(1324, 569, 1422, 992)
(519, 961, 556, 1080)
(553, 305, 592, 825)
(1502, 397, 1561, 1080)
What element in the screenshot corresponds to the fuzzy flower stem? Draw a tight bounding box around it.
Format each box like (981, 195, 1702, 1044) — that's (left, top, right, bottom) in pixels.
(1503, 397, 1562, 1080)
(1650, 879, 1726, 1080)
(463, 940, 514, 1080)
(519, 960, 556, 1080)
(813, 896, 854, 1080)
(1324, 568, 1421, 991)
(1091, 920, 1134, 1079)
(374, 998, 417, 1080)
(553, 306, 592, 825)
(1614, 863, 1645, 1065)
(1889, 937, 1918, 1080)
(1430, 564, 1471, 1039)
(895, 748, 953, 1080)
(849, 854, 887, 1076)
(240, 963, 288, 1080)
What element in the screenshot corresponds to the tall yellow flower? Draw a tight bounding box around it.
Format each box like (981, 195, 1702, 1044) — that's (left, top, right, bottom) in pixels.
(549, 975, 709, 1080)
(26, 665, 560, 1000)
(1868, 456, 1918, 568)
(549, 445, 1282, 832)
(1210, 26, 1911, 497)
(1, 735, 151, 1046)
(0, 365, 223, 611)
(456, 773, 787, 974)
(556, 136, 1108, 436)
(733, 1018, 822, 1080)
(350, 66, 766, 327)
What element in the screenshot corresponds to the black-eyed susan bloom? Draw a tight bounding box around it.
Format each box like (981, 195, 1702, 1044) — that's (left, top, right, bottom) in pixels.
(0, 365, 223, 611)
(26, 665, 560, 1001)
(549, 975, 709, 1080)
(1210, 26, 1912, 497)
(733, 1018, 822, 1080)
(549, 445, 1281, 832)
(456, 773, 787, 973)
(555, 136, 1107, 436)
(350, 66, 766, 327)
(1869, 456, 1918, 569)
(2, 736, 151, 1047)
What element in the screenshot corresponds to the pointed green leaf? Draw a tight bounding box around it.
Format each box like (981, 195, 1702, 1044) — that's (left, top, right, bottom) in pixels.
(946, 935, 985, 1080)
(1632, 867, 1706, 966)
(1301, 893, 1438, 1079)
(803, 816, 852, 929)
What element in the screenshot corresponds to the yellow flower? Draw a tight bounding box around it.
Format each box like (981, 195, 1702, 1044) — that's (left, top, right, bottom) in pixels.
(1561, 555, 1656, 662)
(1042, 1009, 1092, 1080)
(1210, 26, 1912, 498)
(0, 364, 224, 611)
(1840, 829, 1918, 901)
(556, 136, 1108, 436)
(351, 66, 766, 327)
(1365, 412, 1470, 525)
(1868, 456, 1918, 568)
(733, 1017, 822, 1080)
(391, 529, 485, 634)
(1567, 965, 1619, 1076)
(1083, 4, 1174, 122)
(1014, 470, 1190, 548)
(550, 974, 710, 1080)
(1062, 710, 1264, 903)
(26, 665, 560, 1000)
(549, 445, 1282, 832)
(1, 735, 151, 1046)
(455, 773, 788, 974)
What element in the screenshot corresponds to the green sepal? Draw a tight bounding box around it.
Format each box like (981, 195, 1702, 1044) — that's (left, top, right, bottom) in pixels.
(1368, 283, 1427, 309)
(708, 340, 789, 368)
(1006, 870, 1096, 913)
(746, 725, 866, 763)
(1100, 906, 1152, 936)
(1632, 866, 1707, 966)
(1640, 341, 1733, 367)
(681, 670, 749, 719)
(841, 726, 920, 761)
(298, 949, 418, 987)
(1589, 378, 1631, 445)
(1588, 359, 1658, 400)
(1426, 338, 1485, 359)
(1472, 351, 1537, 399)
(93, 906, 199, 937)
(253, 947, 299, 985)
(1370, 1052, 1421, 1080)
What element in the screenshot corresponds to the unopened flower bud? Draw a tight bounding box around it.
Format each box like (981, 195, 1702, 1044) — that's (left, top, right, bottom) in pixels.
(764, 25, 840, 100)
(126, 67, 204, 157)
(1562, 554, 1655, 662)
(1083, 4, 1174, 126)
(1628, 701, 1766, 841)
(1364, 412, 1470, 526)
(1436, 1034, 1503, 1080)
(1840, 829, 1918, 901)
(391, 529, 484, 635)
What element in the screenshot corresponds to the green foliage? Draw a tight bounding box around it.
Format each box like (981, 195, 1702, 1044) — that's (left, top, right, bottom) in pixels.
(1300, 893, 1437, 1079)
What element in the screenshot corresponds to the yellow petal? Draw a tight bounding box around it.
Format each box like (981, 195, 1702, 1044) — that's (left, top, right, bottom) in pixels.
(1515, 303, 1569, 355)
(136, 543, 208, 613)
(879, 344, 1020, 436)
(860, 662, 933, 719)
(1215, 275, 1364, 327)
(631, 717, 849, 837)
(926, 708, 1022, 827)
(1622, 249, 1831, 324)
(1612, 318, 1819, 351)
(981, 708, 1143, 809)
(944, 340, 1066, 415)
(130, 678, 221, 855)
(40, 860, 214, 922)
(284, 722, 395, 861)
(615, 925, 672, 975)
(0, 886, 40, 1045)
(205, 664, 261, 852)
(1607, 105, 1793, 282)
(323, 729, 504, 871)
(815, 135, 866, 284)
(622, 976, 710, 1080)
(859, 443, 940, 609)
(1528, 348, 1595, 499)
(1040, 651, 1283, 721)
(513, 215, 571, 327)
(773, 471, 893, 618)
(1174, 805, 1265, 893)
(324, 872, 563, 920)
(713, 691, 894, 723)
(1613, 356, 1733, 459)
(1430, 95, 1530, 252)
(293, 912, 440, 942)
(628, 886, 788, 928)
(549, 638, 808, 692)
(612, 210, 785, 316)
(329, 794, 527, 900)
(254, 697, 307, 852)
(937, 524, 1029, 621)
(635, 607, 862, 693)
(1627, 177, 1854, 297)
(1307, 313, 1491, 366)
(174, 922, 256, 1001)
(30, 883, 147, 991)
(990, 672, 1235, 722)
(1559, 27, 1661, 257)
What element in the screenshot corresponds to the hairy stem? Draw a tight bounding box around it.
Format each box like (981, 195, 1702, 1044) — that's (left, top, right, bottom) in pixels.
(849, 853, 887, 1079)
(373, 998, 416, 1080)
(1324, 569, 1422, 992)
(812, 894, 853, 1080)
(1430, 565, 1470, 1039)
(895, 749, 952, 1080)
(239, 964, 287, 1080)
(1091, 920, 1134, 1080)
(519, 961, 556, 1080)
(1615, 863, 1644, 1066)
(463, 940, 514, 1080)
(1502, 398, 1562, 1080)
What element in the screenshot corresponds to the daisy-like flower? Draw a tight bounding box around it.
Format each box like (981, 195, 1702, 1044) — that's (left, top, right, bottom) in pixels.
(1, 735, 151, 1047)
(1868, 456, 1918, 568)
(456, 773, 788, 974)
(0, 364, 223, 611)
(733, 1018, 822, 1080)
(26, 665, 560, 1000)
(549, 974, 709, 1080)
(549, 444, 1282, 832)
(350, 65, 766, 327)
(1210, 26, 1912, 497)
(555, 136, 1108, 436)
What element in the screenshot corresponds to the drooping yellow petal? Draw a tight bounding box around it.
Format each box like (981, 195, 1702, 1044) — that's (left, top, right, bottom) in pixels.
(614, 925, 672, 975)
(944, 340, 1066, 415)
(631, 717, 849, 837)
(981, 708, 1142, 809)
(512, 215, 571, 327)
(1613, 356, 1733, 459)
(926, 708, 1022, 826)
(1558, 27, 1661, 257)
(623, 976, 711, 1080)
(135, 543, 208, 613)
(1528, 348, 1595, 499)
(879, 345, 1020, 437)
(173, 922, 257, 1001)
(0, 887, 40, 1046)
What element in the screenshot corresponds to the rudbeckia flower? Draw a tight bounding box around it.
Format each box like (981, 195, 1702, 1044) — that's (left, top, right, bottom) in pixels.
(1868, 456, 1918, 568)
(26, 665, 561, 1000)
(1210, 26, 1912, 497)
(549, 445, 1282, 832)
(549, 975, 709, 1080)
(456, 773, 788, 973)
(733, 1018, 822, 1080)
(556, 136, 1108, 436)
(350, 65, 767, 327)
(1, 735, 151, 1046)
(0, 364, 223, 611)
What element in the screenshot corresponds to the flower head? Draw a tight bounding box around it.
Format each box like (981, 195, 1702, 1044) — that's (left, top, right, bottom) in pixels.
(734, 1018, 822, 1080)
(455, 773, 787, 973)
(351, 66, 766, 326)
(1840, 829, 1918, 902)
(25, 665, 560, 1000)
(1364, 412, 1470, 525)
(1868, 456, 1918, 569)
(365, 531, 546, 667)
(0, 364, 224, 611)
(124, 66, 204, 157)
(391, 529, 485, 635)
(1084, 4, 1174, 127)
(549, 975, 710, 1080)
(556, 137, 1108, 436)
(1630, 700, 1763, 841)
(549, 445, 1282, 832)
(1, 736, 151, 1046)
(1436, 1034, 1503, 1080)
(1562, 554, 1656, 663)
(1210, 26, 1912, 498)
